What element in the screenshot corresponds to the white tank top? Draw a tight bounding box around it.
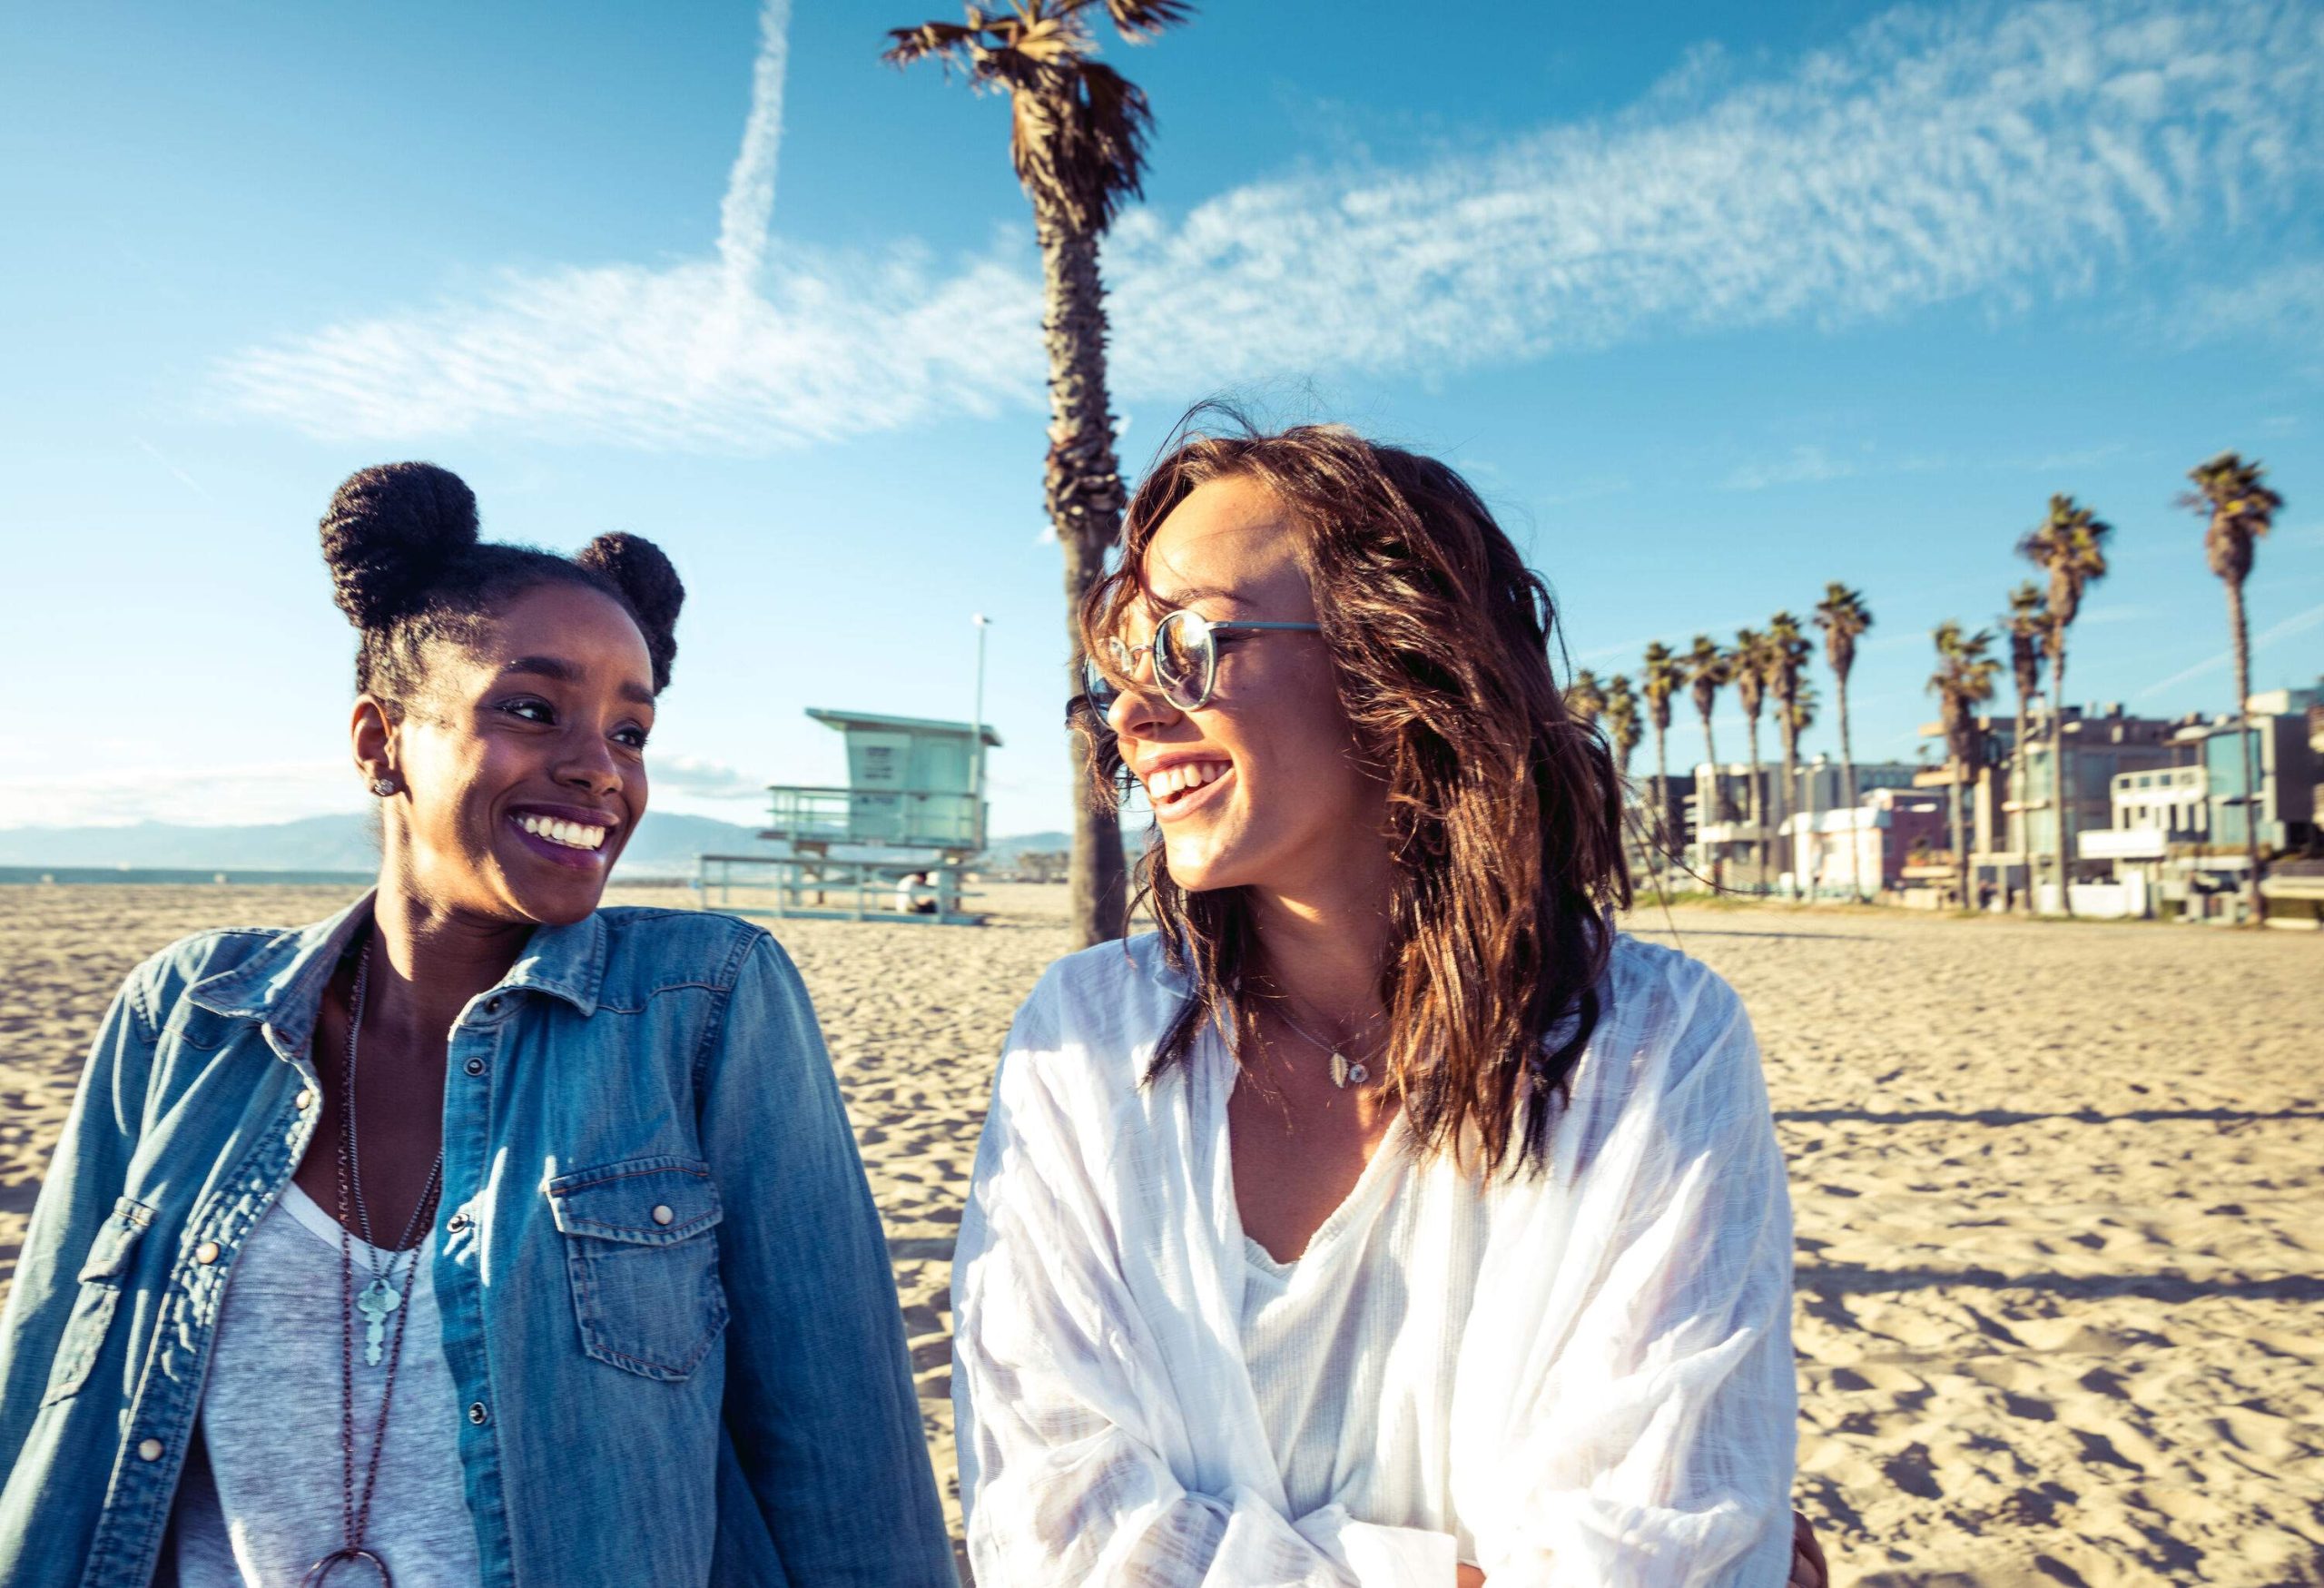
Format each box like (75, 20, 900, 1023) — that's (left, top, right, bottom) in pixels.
(170, 1182, 481, 1586)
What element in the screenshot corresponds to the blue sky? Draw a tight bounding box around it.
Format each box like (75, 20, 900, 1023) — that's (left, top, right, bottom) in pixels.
(4, 0, 2320, 839)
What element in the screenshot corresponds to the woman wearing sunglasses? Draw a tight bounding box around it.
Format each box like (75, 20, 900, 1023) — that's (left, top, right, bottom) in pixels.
(950, 419, 1826, 1586)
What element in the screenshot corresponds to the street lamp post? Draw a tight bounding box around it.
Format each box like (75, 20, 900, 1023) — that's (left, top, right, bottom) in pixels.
(970, 613, 990, 806)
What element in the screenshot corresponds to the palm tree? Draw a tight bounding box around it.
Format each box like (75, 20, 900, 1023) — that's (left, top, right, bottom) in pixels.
(1782, 679, 1820, 893)
(1930, 622, 2001, 910)
(1603, 673, 1641, 782)
(2017, 495, 2113, 917)
(2181, 452, 2286, 922)
(1642, 642, 1682, 866)
(884, 0, 1193, 949)
(1565, 667, 1607, 729)
(1765, 611, 1814, 885)
(1730, 627, 1769, 882)
(1684, 635, 1733, 886)
(2004, 581, 2049, 912)
(1814, 584, 1874, 901)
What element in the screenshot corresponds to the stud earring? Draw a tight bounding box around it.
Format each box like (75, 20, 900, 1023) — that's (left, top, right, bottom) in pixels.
(369, 775, 399, 797)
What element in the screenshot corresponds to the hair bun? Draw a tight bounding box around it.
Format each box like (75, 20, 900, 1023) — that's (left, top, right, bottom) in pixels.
(320, 462, 480, 629)
(578, 532, 684, 690)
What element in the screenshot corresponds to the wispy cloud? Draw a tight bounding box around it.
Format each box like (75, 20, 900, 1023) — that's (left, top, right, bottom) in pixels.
(212, 0, 2324, 453)
(1722, 445, 1858, 491)
(2172, 261, 2324, 350)
(651, 754, 766, 799)
(0, 760, 356, 830)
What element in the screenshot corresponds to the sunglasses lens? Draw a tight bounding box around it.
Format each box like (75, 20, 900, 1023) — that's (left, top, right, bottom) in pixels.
(1156, 613, 1213, 708)
(1082, 649, 1120, 704)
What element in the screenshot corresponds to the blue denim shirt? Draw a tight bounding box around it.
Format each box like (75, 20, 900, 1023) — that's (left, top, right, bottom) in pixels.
(0, 894, 957, 1588)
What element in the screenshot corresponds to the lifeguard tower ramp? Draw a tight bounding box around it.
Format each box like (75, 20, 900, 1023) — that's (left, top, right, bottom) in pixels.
(697, 709, 1000, 926)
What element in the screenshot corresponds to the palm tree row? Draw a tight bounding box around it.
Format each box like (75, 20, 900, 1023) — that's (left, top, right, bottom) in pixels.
(1608, 442, 2286, 918)
(1613, 598, 1869, 900)
(1886, 451, 2283, 919)
(888, 5, 2289, 931)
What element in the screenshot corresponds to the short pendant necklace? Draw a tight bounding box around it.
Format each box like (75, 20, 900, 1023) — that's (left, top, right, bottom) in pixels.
(306, 939, 445, 1588)
(1266, 998, 1386, 1090)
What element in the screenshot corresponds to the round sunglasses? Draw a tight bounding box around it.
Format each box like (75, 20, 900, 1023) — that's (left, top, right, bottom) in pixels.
(1084, 609, 1321, 712)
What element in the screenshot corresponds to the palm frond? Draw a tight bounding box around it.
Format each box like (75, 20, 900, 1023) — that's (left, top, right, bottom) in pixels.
(2017, 494, 2113, 629)
(881, 17, 990, 69)
(1103, 0, 1196, 39)
(1814, 581, 1871, 679)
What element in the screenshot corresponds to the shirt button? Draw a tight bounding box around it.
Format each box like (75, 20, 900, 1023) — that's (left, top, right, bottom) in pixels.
(651, 1205, 675, 1227)
(137, 1438, 164, 1462)
(468, 1402, 490, 1425)
(483, 997, 503, 1016)
(194, 1241, 222, 1265)
(448, 1212, 472, 1234)
(295, 1090, 314, 1110)
(463, 1057, 487, 1078)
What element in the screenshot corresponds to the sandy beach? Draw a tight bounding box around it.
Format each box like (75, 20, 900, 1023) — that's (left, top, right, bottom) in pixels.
(2, 882, 2317, 1584)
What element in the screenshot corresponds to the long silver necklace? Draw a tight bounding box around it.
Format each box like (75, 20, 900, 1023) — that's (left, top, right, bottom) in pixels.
(306, 940, 444, 1588)
(1263, 994, 1387, 1090)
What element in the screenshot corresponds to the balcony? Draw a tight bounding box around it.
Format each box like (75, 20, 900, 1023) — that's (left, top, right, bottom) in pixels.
(2077, 826, 2169, 862)
(760, 784, 984, 851)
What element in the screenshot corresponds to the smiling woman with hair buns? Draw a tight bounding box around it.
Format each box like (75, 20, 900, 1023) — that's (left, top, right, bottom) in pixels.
(0, 463, 957, 1587)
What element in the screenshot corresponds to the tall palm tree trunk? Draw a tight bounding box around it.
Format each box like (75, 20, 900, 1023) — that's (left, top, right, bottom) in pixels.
(1742, 716, 1764, 887)
(1698, 713, 1722, 887)
(1040, 218, 1128, 947)
(2227, 577, 2265, 923)
(1950, 757, 1969, 909)
(1780, 739, 1799, 894)
(1837, 673, 1860, 901)
(2010, 695, 2028, 913)
(1650, 726, 1670, 870)
(2048, 646, 2073, 918)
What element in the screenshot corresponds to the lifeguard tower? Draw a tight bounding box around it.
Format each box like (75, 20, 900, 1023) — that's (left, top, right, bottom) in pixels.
(696, 708, 1000, 926)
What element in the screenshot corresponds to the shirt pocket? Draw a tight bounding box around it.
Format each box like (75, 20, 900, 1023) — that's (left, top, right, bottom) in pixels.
(42, 1195, 154, 1406)
(547, 1155, 728, 1383)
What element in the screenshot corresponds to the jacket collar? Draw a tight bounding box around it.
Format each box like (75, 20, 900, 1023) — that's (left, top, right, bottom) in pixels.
(187, 891, 607, 1056)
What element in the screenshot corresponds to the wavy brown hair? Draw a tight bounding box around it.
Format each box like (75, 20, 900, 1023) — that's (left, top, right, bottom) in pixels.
(1076, 417, 1631, 1174)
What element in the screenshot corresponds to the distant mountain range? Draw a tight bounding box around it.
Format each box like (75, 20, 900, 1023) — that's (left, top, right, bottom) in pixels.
(0, 815, 1086, 876)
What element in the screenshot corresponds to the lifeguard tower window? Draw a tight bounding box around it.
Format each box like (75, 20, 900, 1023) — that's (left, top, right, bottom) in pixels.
(696, 708, 1002, 926)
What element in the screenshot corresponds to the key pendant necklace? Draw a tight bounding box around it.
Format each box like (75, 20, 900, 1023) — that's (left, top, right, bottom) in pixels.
(308, 938, 445, 1588)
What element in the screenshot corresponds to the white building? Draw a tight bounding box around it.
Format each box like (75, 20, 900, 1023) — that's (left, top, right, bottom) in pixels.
(1689, 755, 1919, 893)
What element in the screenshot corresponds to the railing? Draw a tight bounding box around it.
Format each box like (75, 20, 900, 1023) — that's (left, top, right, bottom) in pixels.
(762, 784, 983, 850)
(2111, 765, 2205, 798)
(695, 853, 983, 926)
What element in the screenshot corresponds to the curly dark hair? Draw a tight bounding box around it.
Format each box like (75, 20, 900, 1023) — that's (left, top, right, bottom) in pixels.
(1076, 417, 1630, 1175)
(319, 462, 684, 704)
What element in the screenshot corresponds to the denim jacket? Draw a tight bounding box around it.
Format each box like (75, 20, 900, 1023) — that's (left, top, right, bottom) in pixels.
(0, 894, 958, 1588)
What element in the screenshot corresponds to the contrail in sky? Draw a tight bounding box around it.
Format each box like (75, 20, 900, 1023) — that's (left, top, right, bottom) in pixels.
(717, 0, 790, 300)
(2135, 599, 2324, 699)
(210, 0, 2324, 453)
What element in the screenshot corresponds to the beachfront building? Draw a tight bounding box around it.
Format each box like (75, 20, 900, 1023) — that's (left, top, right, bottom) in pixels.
(2075, 684, 2324, 923)
(1690, 755, 1919, 894)
(1788, 786, 1952, 896)
(1925, 703, 2179, 912)
(1633, 772, 1698, 889)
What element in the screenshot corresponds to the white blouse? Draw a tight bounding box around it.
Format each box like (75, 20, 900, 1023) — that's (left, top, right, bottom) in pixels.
(951, 932, 1796, 1588)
